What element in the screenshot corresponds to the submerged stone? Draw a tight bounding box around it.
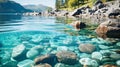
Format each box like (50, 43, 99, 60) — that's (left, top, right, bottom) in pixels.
(110, 53, 120, 60)
(78, 44, 96, 53)
(57, 46, 68, 51)
(1, 61, 17, 67)
(17, 59, 34, 67)
(92, 52, 102, 60)
(34, 63, 52, 67)
(79, 58, 99, 67)
(79, 53, 91, 58)
(102, 64, 117, 67)
(11, 44, 27, 61)
(56, 51, 78, 65)
(20, 35, 32, 42)
(0, 51, 11, 65)
(34, 54, 58, 67)
(116, 60, 120, 66)
(54, 63, 82, 67)
(116, 42, 120, 46)
(98, 45, 110, 50)
(26, 49, 39, 60)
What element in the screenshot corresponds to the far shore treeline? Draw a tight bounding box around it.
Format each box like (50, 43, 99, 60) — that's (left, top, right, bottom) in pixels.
(55, 0, 114, 11)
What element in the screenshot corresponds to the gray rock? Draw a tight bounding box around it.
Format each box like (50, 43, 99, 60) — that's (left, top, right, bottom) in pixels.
(1, 61, 17, 67)
(116, 42, 120, 46)
(56, 51, 78, 65)
(110, 53, 120, 60)
(92, 52, 102, 60)
(54, 63, 82, 67)
(79, 53, 91, 58)
(79, 58, 99, 67)
(98, 45, 110, 49)
(78, 44, 96, 53)
(26, 49, 39, 60)
(17, 59, 34, 67)
(116, 60, 120, 66)
(11, 44, 27, 61)
(57, 46, 68, 51)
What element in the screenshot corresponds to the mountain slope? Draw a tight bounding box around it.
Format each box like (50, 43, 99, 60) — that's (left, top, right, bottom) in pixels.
(24, 4, 52, 12)
(0, 0, 32, 13)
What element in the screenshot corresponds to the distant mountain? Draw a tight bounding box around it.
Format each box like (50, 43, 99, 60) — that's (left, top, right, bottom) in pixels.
(24, 4, 52, 12)
(0, 0, 32, 13)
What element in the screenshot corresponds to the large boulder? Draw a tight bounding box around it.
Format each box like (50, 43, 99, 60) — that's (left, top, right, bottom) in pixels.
(26, 45, 43, 59)
(34, 54, 58, 67)
(70, 21, 86, 30)
(17, 59, 34, 67)
(71, 9, 82, 16)
(11, 44, 27, 61)
(94, 0, 105, 9)
(56, 51, 78, 65)
(95, 21, 120, 38)
(108, 9, 120, 19)
(78, 44, 96, 53)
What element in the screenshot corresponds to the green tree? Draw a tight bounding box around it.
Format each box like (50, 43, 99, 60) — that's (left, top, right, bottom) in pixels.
(68, 0, 78, 8)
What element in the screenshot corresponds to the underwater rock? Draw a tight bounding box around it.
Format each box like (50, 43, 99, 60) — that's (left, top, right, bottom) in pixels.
(79, 53, 91, 58)
(30, 45, 43, 52)
(79, 58, 99, 67)
(95, 21, 120, 38)
(116, 42, 120, 46)
(0, 51, 11, 65)
(78, 44, 95, 53)
(56, 51, 78, 65)
(114, 50, 120, 54)
(50, 50, 57, 54)
(116, 60, 120, 66)
(100, 50, 111, 54)
(108, 9, 120, 19)
(92, 52, 102, 60)
(34, 63, 52, 67)
(17, 59, 34, 67)
(30, 35, 42, 44)
(101, 57, 114, 63)
(26, 49, 39, 60)
(1, 61, 17, 67)
(70, 21, 86, 30)
(11, 44, 27, 61)
(34, 54, 58, 66)
(57, 46, 68, 51)
(54, 63, 82, 67)
(110, 53, 120, 60)
(102, 64, 117, 67)
(68, 46, 76, 51)
(20, 35, 32, 42)
(98, 45, 110, 49)
(26, 45, 43, 59)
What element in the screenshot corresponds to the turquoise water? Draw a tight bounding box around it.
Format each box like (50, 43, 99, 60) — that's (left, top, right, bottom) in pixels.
(0, 15, 120, 67)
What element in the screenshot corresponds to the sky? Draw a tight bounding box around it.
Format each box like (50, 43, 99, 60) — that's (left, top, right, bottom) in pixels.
(11, 0, 56, 8)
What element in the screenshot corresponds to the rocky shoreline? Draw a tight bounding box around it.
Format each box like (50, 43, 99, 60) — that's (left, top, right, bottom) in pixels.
(53, 0, 120, 38)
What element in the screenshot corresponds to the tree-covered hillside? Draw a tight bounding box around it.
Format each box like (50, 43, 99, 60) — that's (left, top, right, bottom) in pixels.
(55, 0, 115, 10)
(0, 0, 32, 13)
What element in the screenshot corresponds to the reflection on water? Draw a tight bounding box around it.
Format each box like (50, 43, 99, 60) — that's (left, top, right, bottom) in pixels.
(0, 15, 71, 33)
